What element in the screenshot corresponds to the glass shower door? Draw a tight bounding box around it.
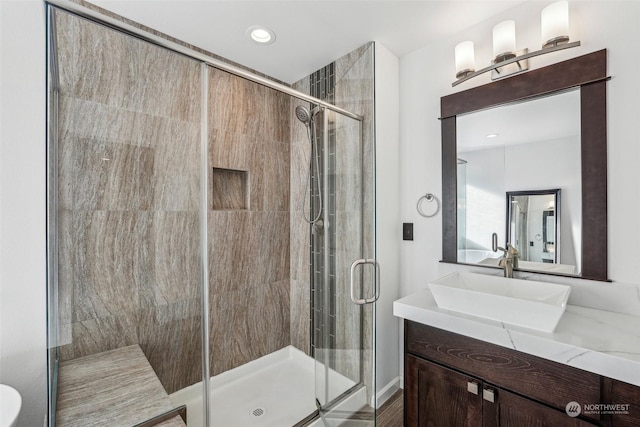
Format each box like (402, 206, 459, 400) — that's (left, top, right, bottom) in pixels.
(313, 107, 376, 425)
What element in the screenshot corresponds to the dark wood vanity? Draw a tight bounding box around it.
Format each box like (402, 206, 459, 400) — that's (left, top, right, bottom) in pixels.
(404, 320, 640, 426)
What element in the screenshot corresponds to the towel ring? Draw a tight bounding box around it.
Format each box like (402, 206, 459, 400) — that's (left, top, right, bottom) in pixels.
(417, 193, 440, 218)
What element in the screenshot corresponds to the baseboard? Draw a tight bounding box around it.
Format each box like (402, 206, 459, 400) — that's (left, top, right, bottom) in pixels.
(372, 376, 401, 408)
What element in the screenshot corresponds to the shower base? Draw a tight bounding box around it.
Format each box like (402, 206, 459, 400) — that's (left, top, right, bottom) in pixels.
(170, 346, 366, 427)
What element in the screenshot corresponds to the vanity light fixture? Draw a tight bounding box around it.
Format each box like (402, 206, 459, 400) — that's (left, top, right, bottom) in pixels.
(493, 20, 517, 63)
(455, 41, 475, 79)
(247, 25, 276, 45)
(542, 1, 569, 48)
(452, 1, 579, 87)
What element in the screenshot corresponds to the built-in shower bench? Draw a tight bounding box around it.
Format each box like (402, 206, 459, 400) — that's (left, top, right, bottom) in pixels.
(56, 345, 186, 427)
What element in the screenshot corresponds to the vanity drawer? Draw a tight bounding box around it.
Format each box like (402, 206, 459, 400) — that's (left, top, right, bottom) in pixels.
(405, 320, 602, 421)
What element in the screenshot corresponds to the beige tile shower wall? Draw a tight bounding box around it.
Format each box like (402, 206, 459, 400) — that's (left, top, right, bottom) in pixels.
(55, 11, 203, 394)
(207, 67, 291, 376)
(290, 78, 312, 354)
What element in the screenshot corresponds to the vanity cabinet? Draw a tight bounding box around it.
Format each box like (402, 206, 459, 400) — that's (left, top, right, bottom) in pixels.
(602, 378, 640, 426)
(406, 354, 596, 426)
(404, 320, 624, 426)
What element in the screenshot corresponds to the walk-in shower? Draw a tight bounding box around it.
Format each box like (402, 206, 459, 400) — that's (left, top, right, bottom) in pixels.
(45, 2, 376, 426)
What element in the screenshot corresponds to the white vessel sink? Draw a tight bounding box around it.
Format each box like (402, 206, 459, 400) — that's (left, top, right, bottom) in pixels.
(428, 272, 571, 332)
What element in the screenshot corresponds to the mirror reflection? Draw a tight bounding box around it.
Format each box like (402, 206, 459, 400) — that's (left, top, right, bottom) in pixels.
(456, 89, 582, 276)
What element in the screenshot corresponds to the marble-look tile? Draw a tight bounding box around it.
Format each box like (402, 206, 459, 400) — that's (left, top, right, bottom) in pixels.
(56, 344, 182, 426)
(210, 281, 290, 374)
(56, 11, 201, 123)
(334, 42, 373, 85)
(290, 279, 311, 354)
(289, 214, 310, 282)
(263, 142, 290, 212)
(208, 211, 252, 294)
(208, 211, 289, 293)
(209, 292, 236, 375)
(69, 312, 139, 360)
(247, 141, 266, 211)
(147, 121, 200, 212)
(334, 116, 363, 214)
(72, 211, 142, 321)
(209, 281, 291, 375)
(253, 212, 290, 285)
(136, 40, 201, 123)
(138, 212, 201, 308)
(56, 11, 138, 110)
(208, 129, 252, 172)
(208, 67, 266, 136)
(209, 131, 264, 211)
(246, 280, 290, 358)
(138, 299, 202, 394)
(71, 138, 153, 211)
(265, 87, 291, 143)
(58, 209, 74, 347)
(58, 95, 139, 146)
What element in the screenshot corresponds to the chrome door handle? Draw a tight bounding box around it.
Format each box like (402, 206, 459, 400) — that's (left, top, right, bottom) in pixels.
(349, 258, 380, 305)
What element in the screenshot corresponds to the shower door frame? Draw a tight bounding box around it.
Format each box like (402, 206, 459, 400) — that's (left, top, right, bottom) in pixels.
(311, 104, 377, 426)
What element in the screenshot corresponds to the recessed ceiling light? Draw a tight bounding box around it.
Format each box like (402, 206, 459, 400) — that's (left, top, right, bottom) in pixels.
(486, 133, 499, 138)
(247, 25, 276, 45)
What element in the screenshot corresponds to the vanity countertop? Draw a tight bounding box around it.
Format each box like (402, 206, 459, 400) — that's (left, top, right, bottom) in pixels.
(394, 289, 640, 387)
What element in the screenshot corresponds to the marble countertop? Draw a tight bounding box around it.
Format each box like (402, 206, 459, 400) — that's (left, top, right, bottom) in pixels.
(394, 289, 640, 387)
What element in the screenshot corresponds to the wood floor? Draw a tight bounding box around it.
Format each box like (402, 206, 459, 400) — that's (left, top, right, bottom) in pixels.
(376, 389, 404, 427)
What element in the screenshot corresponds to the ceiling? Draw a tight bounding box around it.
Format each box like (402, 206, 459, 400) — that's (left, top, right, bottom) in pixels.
(89, 0, 525, 84)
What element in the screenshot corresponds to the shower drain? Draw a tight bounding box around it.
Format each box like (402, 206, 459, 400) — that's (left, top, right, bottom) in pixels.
(250, 407, 266, 417)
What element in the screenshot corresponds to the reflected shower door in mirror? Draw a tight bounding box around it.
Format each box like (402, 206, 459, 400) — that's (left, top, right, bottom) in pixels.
(505, 189, 576, 275)
(456, 89, 582, 276)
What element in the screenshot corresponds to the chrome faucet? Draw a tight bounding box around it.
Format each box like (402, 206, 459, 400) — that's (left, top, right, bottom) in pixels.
(497, 243, 519, 278)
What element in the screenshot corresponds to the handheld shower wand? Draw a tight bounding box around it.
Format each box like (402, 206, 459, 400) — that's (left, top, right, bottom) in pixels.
(295, 105, 323, 224)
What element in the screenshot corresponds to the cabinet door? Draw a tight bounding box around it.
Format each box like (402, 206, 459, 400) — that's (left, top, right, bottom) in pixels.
(603, 378, 640, 426)
(405, 355, 482, 427)
(482, 386, 598, 427)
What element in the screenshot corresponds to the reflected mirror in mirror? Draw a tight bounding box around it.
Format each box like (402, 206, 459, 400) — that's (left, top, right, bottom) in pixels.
(456, 89, 582, 276)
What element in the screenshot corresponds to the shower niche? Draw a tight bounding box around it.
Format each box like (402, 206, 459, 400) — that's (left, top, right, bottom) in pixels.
(211, 168, 249, 210)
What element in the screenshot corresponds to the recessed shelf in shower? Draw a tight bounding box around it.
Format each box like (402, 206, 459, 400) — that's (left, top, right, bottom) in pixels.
(211, 167, 249, 210)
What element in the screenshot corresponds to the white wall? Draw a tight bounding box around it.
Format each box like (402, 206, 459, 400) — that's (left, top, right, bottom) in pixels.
(399, 1, 640, 374)
(0, 1, 48, 426)
(373, 42, 401, 403)
(461, 146, 505, 251)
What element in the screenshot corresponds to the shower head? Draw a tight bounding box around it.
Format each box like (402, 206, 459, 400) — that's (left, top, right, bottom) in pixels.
(295, 105, 311, 126)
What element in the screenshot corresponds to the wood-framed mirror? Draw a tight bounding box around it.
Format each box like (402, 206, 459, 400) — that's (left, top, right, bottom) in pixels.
(441, 49, 608, 281)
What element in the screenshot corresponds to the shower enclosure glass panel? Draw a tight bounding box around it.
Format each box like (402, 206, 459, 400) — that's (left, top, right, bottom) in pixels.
(47, 7, 203, 425)
(47, 4, 374, 426)
(313, 108, 376, 425)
